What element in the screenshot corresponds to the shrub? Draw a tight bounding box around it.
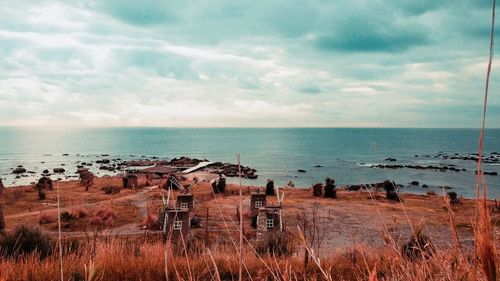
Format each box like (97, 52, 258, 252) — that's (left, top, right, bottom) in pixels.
(255, 232, 296, 256)
(190, 216, 201, 228)
(38, 190, 46, 200)
(401, 226, 435, 261)
(324, 177, 336, 198)
(265, 179, 275, 196)
(212, 177, 226, 194)
(383, 180, 400, 201)
(312, 183, 323, 197)
(60, 211, 75, 222)
(0, 225, 52, 258)
(216, 177, 226, 193)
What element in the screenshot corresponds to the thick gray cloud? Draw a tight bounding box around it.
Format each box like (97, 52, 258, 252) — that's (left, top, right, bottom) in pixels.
(0, 0, 498, 127)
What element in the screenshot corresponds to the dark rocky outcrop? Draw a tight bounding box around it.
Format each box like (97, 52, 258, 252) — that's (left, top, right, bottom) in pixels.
(297, 169, 306, 173)
(12, 167, 26, 174)
(410, 181, 419, 186)
(53, 168, 65, 173)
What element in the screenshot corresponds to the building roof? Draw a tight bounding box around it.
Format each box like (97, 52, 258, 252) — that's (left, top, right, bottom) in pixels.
(139, 165, 178, 174)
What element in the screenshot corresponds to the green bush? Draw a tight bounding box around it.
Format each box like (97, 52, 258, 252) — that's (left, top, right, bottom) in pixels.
(0, 225, 52, 259)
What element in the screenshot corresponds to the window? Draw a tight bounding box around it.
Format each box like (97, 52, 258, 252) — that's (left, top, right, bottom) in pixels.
(266, 218, 274, 228)
(173, 220, 182, 230)
(180, 202, 188, 209)
(255, 201, 263, 208)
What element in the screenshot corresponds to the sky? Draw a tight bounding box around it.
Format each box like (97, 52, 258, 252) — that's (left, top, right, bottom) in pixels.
(0, 0, 499, 128)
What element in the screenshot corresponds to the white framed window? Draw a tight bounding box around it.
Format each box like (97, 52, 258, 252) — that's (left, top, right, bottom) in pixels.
(173, 220, 182, 230)
(266, 218, 274, 228)
(180, 202, 188, 209)
(255, 201, 263, 208)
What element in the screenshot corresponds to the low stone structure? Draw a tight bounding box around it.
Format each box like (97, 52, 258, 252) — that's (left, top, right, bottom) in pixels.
(159, 208, 190, 239)
(250, 192, 266, 216)
(122, 174, 139, 189)
(256, 207, 283, 238)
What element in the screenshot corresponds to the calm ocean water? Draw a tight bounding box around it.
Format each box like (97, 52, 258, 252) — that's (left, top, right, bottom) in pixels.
(0, 127, 499, 199)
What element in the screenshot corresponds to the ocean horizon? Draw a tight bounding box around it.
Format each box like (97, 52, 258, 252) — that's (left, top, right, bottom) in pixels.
(1, 127, 499, 199)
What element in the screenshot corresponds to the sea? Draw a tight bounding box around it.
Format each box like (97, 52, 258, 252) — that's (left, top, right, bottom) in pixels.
(0, 127, 499, 199)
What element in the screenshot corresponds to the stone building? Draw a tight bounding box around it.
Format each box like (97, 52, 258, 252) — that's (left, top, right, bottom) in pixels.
(176, 193, 194, 212)
(250, 192, 266, 216)
(159, 208, 190, 239)
(122, 174, 139, 189)
(256, 206, 283, 238)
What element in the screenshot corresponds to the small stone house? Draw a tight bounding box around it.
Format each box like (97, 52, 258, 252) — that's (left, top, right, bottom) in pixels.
(159, 208, 190, 239)
(176, 193, 194, 212)
(256, 207, 283, 237)
(122, 174, 139, 189)
(250, 192, 266, 215)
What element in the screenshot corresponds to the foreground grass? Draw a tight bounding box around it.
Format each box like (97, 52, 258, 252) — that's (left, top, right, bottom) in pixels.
(0, 236, 497, 281)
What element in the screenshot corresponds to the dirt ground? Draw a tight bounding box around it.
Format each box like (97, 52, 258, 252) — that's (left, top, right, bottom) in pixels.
(1, 175, 499, 252)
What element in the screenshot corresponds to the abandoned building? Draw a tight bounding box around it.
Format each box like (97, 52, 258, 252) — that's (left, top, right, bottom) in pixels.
(158, 208, 190, 238)
(250, 192, 267, 216)
(122, 174, 139, 189)
(256, 206, 283, 237)
(176, 193, 194, 212)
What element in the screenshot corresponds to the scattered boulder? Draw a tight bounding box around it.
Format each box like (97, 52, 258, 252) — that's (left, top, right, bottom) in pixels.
(314, 165, 324, 168)
(385, 158, 397, 162)
(297, 169, 306, 173)
(53, 168, 65, 173)
(12, 167, 26, 174)
(410, 181, 419, 186)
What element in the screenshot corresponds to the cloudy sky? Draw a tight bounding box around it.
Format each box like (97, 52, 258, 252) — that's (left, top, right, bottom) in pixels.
(0, 0, 499, 127)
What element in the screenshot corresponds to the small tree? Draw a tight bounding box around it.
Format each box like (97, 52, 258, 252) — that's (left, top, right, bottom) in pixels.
(312, 183, 323, 197)
(265, 179, 275, 196)
(324, 177, 336, 198)
(216, 176, 226, 193)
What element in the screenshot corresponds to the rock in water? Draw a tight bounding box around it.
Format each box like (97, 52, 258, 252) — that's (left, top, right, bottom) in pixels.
(12, 167, 26, 174)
